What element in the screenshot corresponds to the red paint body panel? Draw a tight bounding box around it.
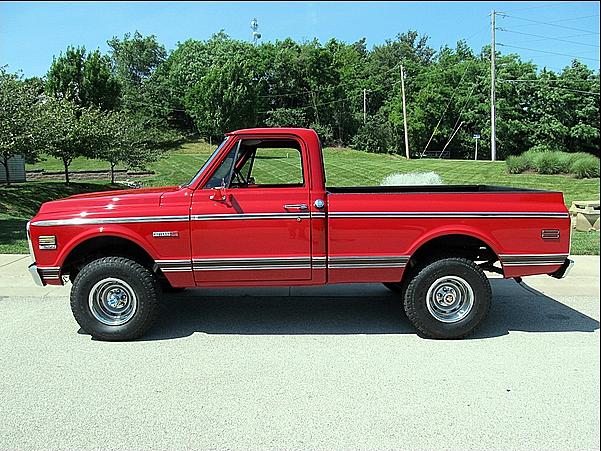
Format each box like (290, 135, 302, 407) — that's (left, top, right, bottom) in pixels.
(27, 128, 571, 287)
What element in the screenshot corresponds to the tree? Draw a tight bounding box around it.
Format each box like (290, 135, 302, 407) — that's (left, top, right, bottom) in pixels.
(107, 31, 167, 115)
(46, 46, 120, 110)
(184, 56, 259, 140)
(0, 69, 43, 185)
(95, 111, 173, 184)
(108, 31, 167, 86)
(38, 98, 102, 185)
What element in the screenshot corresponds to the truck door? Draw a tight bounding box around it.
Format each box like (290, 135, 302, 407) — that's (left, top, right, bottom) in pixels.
(190, 136, 312, 284)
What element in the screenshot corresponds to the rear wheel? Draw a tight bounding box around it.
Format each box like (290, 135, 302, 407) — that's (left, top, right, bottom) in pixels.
(403, 257, 491, 339)
(70, 257, 160, 341)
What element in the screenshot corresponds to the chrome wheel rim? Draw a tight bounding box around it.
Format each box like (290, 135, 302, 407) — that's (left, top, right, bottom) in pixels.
(88, 278, 137, 326)
(426, 275, 474, 323)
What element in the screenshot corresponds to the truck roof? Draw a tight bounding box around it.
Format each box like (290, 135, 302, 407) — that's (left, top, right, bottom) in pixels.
(226, 127, 317, 137)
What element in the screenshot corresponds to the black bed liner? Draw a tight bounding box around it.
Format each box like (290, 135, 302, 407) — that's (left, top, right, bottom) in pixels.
(326, 185, 555, 194)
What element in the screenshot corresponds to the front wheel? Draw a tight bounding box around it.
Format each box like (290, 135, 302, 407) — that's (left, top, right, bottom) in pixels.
(403, 257, 491, 339)
(70, 257, 160, 341)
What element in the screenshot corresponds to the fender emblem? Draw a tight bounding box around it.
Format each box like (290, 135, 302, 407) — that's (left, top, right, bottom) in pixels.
(152, 231, 180, 238)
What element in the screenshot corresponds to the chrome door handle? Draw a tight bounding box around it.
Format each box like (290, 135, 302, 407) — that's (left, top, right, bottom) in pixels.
(283, 204, 308, 210)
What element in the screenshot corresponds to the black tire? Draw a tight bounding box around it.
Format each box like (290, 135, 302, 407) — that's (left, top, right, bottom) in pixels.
(403, 257, 491, 339)
(70, 256, 160, 341)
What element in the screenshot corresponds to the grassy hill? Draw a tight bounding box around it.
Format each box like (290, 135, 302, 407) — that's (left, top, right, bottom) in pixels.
(1, 140, 599, 254)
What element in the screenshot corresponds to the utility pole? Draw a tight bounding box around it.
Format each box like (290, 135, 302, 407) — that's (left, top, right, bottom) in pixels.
(363, 88, 367, 125)
(490, 9, 497, 161)
(400, 65, 410, 159)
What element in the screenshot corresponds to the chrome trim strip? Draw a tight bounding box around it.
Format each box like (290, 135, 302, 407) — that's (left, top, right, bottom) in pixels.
(193, 256, 311, 264)
(330, 212, 570, 219)
(31, 211, 569, 227)
(329, 265, 406, 269)
(31, 215, 189, 227)
(194, 265, 311, 271)
(191, 213, 311, 221)
(328, 256, 409, 269)
(499, 253, 567, 266)
(499, 253, 568, 258)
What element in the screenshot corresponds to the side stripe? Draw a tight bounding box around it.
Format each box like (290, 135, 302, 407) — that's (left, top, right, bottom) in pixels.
(499, 254, 567, 266)
(191, 213, 310, 221)
(38, 266, 61, 280)
(329, 211, 569, 219)
(31, 215, 189, 227)
(31, 210, 569, 227)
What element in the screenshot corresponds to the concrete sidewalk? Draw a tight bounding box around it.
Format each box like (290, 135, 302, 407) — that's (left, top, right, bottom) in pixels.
(1, 253, 599, 299)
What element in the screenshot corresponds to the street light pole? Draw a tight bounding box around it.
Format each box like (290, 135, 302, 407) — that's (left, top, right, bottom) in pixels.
(490, 9, 497, 162)
(400, 65, 410, 159)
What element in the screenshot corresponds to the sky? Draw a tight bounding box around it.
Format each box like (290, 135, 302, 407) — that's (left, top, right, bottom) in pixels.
(1, 1, 599, 77)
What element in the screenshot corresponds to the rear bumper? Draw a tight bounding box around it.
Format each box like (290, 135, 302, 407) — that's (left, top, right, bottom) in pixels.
(550, 258, 574, 279)
(28, 263, 45, 287)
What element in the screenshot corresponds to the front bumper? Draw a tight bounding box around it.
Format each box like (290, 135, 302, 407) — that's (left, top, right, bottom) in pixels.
(550, 258, 574, 279)
(28, 263, 45, 287)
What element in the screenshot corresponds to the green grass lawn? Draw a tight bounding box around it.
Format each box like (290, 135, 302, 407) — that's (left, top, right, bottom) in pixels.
(1, 140, 598, 255)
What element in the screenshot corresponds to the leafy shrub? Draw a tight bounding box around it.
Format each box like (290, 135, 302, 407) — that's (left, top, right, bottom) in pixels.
(571, 154, 600, 179)
(506, 155, 530, 174)
(381, 172, 444, 186)
(351, 118, 393, 154)
(537, 151, 567, 174)
(528, 144, 556, 153)
(506, 147, 600, 178)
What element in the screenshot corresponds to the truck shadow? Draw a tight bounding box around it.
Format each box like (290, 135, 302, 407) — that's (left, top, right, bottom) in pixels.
(140, 279, 599, 341)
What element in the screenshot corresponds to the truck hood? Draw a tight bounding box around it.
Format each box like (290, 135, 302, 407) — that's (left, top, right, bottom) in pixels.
(35, 186, 181, 218)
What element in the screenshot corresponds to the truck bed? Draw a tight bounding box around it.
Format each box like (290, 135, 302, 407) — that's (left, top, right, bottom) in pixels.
(327, 185, 555, 194)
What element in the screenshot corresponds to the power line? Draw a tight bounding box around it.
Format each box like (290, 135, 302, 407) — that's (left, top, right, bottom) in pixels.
(501, 14, 601, 34)
(525, 31, 601, 45)
(257, 91, 365, 114)
(421, 61, 473, 157)
(258, 62, 402, 99)
(497, 28, 600, 48)
(502, 1, 575, 13)
(439, 83, 477, 157)
(497, 43, 600, 62)
(499, 79, 600, 96)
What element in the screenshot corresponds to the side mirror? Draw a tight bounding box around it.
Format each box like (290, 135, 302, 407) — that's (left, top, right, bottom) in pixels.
(210, 178, 229, 202)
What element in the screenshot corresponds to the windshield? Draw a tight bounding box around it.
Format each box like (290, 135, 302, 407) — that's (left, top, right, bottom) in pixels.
(184, 137, 229, 187)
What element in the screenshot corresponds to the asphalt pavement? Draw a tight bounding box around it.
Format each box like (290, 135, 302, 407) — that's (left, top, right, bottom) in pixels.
(0, 254, 599, 450)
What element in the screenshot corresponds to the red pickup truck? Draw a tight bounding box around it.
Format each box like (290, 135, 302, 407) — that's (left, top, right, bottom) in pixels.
(27, 128, 573, 340)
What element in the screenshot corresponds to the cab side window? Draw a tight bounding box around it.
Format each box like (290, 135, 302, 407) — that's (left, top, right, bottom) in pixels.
(205, 138, 305, 189)
(244, 146, 303, 187)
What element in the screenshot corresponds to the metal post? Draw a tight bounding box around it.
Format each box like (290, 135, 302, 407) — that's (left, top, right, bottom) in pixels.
(400, 65, 410, 159)
(363, 88, 367, 125)
(475, 137, 478, 160)
(490, 9, 497, 161)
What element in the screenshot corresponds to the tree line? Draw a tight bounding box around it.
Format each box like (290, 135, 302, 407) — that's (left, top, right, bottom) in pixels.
(2, 30, 599, 185)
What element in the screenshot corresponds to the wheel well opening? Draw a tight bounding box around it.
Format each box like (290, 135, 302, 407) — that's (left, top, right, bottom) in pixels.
(405, 234, 500, 277)
(62, 236, 155, 280)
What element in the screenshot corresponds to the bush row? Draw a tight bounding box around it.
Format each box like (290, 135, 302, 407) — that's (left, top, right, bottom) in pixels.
(506, 148, 600, 178)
